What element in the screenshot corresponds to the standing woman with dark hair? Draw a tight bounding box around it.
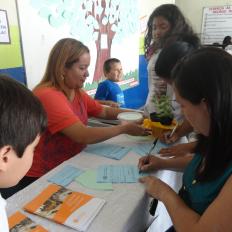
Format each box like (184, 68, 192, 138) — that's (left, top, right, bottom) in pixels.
(154, 39, 200, 156)
(143, 4, 198, 116)
(140, 47, 232, 231)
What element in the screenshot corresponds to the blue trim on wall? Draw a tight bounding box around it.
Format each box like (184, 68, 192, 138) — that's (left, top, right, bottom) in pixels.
(123, 55, 148, 109)
(0, 67, 26, 84)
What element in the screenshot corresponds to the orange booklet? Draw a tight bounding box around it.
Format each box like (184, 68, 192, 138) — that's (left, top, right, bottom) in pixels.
(23, 184, 106, 231)
(8, 211, 48, 232)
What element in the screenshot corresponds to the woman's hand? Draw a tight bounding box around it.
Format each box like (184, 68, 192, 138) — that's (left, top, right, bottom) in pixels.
(159, 120, 193, 145)
(159, 142, 196, 157)
(122, 123, 151, 136)
(139, 176, 172, 200)
(159, 131, 179, 144)
(138, 155, 164, 172)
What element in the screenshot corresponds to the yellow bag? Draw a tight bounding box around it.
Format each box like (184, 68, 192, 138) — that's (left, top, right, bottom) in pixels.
(143, 119, 177, 138)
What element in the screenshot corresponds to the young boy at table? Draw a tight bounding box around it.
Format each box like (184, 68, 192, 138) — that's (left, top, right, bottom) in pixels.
(94, 58, 126, 108)
(0, 75, 47, 230)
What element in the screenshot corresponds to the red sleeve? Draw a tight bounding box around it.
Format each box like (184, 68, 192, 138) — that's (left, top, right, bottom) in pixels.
(81, 91, 103, 117)
(34, 88, 80, 134)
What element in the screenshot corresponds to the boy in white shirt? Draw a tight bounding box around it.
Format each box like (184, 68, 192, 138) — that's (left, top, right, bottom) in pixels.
(0, 75, 47, 231)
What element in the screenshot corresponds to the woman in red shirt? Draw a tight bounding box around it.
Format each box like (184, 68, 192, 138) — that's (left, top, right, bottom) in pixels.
(2, 38, 149, 199)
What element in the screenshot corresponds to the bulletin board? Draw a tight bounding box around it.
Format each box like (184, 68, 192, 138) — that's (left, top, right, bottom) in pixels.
(201, 5, 232, 45)
(0, 1, 26, 84)
(0, 9, 11, 44)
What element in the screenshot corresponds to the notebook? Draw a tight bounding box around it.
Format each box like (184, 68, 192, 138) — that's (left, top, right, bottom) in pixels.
(8, 211, 48, 232)
(23, 184, 106, 231)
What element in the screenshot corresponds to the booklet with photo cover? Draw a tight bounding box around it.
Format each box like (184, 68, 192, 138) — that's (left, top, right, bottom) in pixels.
(23, 184, 106, 232)
(8, 211, 48, 232)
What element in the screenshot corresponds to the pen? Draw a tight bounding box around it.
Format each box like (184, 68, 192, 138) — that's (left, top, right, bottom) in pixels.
(139, 138, 158, 173)
(168, 123, 178, 138)
(149, 198, 158, 216)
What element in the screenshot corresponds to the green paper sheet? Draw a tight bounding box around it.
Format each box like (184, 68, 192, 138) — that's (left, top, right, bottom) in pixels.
(76, 170, 113, 191)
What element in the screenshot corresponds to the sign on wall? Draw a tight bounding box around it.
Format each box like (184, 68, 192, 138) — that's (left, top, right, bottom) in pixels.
(0, 9, 10, 43)
(201, 6, 232, 45)
(0, 2, 26, 84)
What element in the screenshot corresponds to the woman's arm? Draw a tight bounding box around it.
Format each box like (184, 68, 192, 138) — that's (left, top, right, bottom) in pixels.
(159, 119, 193, 144)
(96, 105, 133, 120)
(166, 175, 232, 231)
(175, 119, 194, 137)
(159, 142, 197, 157)
(61, 120, 149, 144)
(138, 154, 193, 172)
(140, 175, 232, 232)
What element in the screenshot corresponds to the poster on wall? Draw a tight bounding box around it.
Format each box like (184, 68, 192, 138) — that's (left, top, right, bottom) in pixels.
(201, 6, 232, 45)
(0, 9, 10, 43)
(0, 1, 26, 84)
(17, 0, 140, 94)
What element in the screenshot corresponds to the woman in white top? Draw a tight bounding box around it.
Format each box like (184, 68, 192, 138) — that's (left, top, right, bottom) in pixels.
(143, 4, 196, 117)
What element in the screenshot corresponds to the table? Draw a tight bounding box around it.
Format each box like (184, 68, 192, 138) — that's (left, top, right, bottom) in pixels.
(6, 134, 185, 232)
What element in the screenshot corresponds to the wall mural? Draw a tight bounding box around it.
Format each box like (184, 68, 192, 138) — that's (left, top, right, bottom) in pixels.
(18, 0, 139, 94)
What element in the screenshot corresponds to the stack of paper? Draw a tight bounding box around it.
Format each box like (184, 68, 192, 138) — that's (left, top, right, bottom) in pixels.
(23, 184, 105, 231)
(76, 170, 113, 190)
(84, 143, 131, 160)
(48, 165, 83, 186)
(97, 165, 141, 183)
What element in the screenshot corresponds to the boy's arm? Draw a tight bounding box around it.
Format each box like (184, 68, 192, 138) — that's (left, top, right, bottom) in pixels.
(97, 100, 120, 108)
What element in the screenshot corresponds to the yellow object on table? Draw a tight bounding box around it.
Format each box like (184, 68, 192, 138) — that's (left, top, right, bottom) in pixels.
(143, 118, 177, 138)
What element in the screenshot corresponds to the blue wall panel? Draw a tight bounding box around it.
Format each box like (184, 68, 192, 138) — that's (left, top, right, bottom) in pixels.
(123, 55, 148, 109)
(0, 67, 27, 85)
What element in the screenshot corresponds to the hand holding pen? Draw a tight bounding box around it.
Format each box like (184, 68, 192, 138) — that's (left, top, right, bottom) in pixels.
(138, 138, 158, 173)
(160, 123, 179, 144)
(138, 139, 159, 216)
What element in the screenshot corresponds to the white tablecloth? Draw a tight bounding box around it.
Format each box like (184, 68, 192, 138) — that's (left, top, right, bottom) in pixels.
(6, 134, 185, 232)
